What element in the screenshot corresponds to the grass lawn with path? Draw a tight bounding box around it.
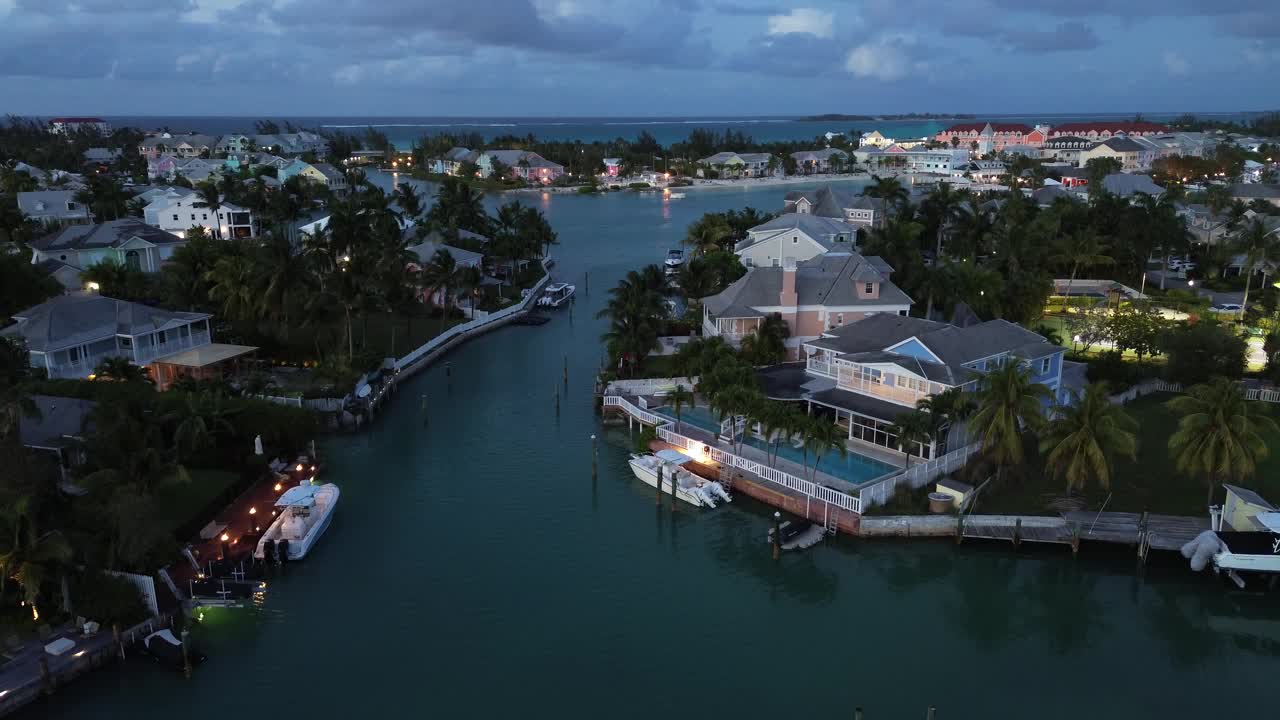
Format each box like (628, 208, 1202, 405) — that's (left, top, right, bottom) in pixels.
(155, 468, 241, 537)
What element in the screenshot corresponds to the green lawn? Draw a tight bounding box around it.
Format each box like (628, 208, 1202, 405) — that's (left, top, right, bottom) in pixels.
(268, 310, 465, 367)
(972, 392, 1280, 517)
(155, 468, 241, 537)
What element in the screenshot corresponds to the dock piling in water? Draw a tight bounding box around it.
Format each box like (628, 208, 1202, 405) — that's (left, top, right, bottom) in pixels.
(656, 465, 664, 506)
(772, 511, 781, 560)
(854, 708, 863, 720)
(591, 434, 597, 479)
(181, 629, 192, 679)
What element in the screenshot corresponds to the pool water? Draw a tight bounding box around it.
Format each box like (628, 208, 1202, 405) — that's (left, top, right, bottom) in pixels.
(653, 406, 895, 485)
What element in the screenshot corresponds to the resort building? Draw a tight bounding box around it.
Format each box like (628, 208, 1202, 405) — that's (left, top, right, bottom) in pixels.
(859, 131, 894, 148)
(1047, 122, 1170, 140)
(698, 152, 777, 178)
(27, 218, 185, 277)
(782, 186, 888, 233)
(142, 187, 256, 239)
(734, 214, 857, 267)
(865, 146, 970, 174)
(790, 148, 850, 174)
(16, 190, 92, 226)
(477, 150, 566, 183)
(802, 314, 1067, 459)
(1041, 136, 1092, 165)
(934, 123, 1041, 153)
(48, 117, 109, 135)
(701, 252, 912, 358)
(1078, 137, 1155, 172)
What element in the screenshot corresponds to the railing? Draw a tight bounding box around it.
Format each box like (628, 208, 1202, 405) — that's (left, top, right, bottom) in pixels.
(252, 394, 304, 408)
(48, 351, 127, 379)
(606, 393, 862, 514)
(395, 268, 550, 372)
(857, 442, 981, 510)
(805, 356, 835, 378)
(838, 371, 927, 407)
(603, 377, 698, 397)
(1245, 387, 1280, 403)
(136, 330, 211, 364)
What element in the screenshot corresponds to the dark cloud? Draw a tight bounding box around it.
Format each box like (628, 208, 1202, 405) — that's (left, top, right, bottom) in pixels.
(722, 34, 848, 77)
(1000, 22, 1100, 53)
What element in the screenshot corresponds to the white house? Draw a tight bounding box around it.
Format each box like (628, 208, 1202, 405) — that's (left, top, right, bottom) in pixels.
(733, 214, 857, 268)
(698, 152, 776, 178)
(859, 131, 895, 148)
(48, 117, 109, 135)
(16, 191, 92, 226)
(143, 187, 256, 239)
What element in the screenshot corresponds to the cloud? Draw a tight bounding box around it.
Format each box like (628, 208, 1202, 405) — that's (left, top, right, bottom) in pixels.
(766, 8, 833, 39)
(845, 36, 924, 81)
(1000, 22, 1099, 53)
(1162, 50, 1189, 75)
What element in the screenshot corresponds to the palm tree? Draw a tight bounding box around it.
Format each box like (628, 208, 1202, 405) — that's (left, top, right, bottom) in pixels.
(668, 385, 695, 434)
(395, 183, 424, 220)
(1035, 324, 1064, 346)
(917, 386, 975, 453)
(455, 265, 484, 319)
(0, 512, 72, 610)
(194, 181, 223, 239)
(1048, 228, 1113, 310)
(1233, 217, 1280, 320)
(256, 234, 314, 340)
(754, 400, 790, 466)
(711, 386, 759, 453)
(1167, 378, 1280, 507)
(890, 409, 934, 469)
(422, 249, 460, 334)
(166, 392, 238, 460)
(921, 183, 968, 262)
(425, 177, 490, 236)
(205, 253, 259, 323)
(864, 175, 909, 215)
(970, 362, 1051, 481)
(93, 356, 150, 383)
(0, 337, 40, 441)
(803, 417, 847, 481)
(683, 214, 732, 256)
(1039, 382, 1138, 493)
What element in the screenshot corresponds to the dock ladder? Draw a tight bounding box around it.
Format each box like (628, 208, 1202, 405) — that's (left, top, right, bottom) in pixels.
(825, 506, 839, 536)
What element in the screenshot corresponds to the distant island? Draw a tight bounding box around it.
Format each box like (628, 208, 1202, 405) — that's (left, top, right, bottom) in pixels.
(800, 113, 976, 122)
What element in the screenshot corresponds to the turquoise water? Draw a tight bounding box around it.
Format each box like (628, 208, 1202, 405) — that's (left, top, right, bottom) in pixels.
(38, 176, 1280, 720)
(741, 434, 896, 486)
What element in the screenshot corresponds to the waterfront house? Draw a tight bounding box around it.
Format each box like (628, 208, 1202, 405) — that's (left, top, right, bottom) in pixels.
(431, 147, 480, 175)
(934, 123, 1036, 153)
(406, 237, 486, 307)
(701, 252, 912, 358)
(790, 148, 849, 174)
(735, 214, 856, 267)
(865, 146, 969, 174)
(2, 294, 213, 380)
(253, 132, 329, 156)
(280, 160, 349, 193)
(698, 152, 776, 178)
(1047, 121, 1170, 140)
(801, 313, 1067, 459)
(603, 158, 623, 177)
(17, 190, 92, 226)
(782, 186, 887, 233)
(477, 150, 566, 183)
(142, 187, 256, 239)
(859, 131, 894, 148)
(28, 218, 185, 277)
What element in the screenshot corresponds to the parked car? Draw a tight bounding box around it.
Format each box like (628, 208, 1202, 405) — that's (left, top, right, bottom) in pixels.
(1210, 303, 1243, 313)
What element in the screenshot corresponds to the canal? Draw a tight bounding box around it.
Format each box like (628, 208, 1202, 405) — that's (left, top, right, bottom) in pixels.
(37, 178, 1279, 719)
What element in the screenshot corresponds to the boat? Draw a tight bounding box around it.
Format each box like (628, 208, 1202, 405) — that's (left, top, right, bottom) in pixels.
(536, 282, 576, 308)
(768, 519, 825, 551)
(254, 482, 339, 561)
(627, 449, 731, 508)
(664, 249, 684, 274)
(666, 192, 686, 199)
(141, 628, 207, 670)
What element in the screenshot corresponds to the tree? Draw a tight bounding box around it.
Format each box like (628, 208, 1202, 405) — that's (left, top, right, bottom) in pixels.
(1167, 378, 1280, 506)
(160, 231, 226, 311)
(1233, 217, 1280, 320)
(0, 338, 40, 441)
(165, 391, 238, 461)
(93, 356, 151, 383)
(916, 386, 975, 453)
(970, 362, 1050, 480)
(81, 258, 147, 300)
(395, 183, 424, 219)
(205, 253, 259, 323)
(598, 267, 668, 376)
(802, 417, 847, 481)
(683, 213, 733, 256)
(425, 177, 490, 236)
(921, 183, 968, 263)
(710, 385, 759, 454)
(455, 265, 484, 319)
(1084, 157, 1122, 194)
(890, 410, 934, 470)
(193, 181, 223, 239)
(0, 253, 60, 320)
(1039, 382, 1138, 493)
(1035, 323, 1064, 346)
(1049, 228, 1113, 310)
(864, 175, 909, 214)
(739, 312, 789, 366)
(668, 385, 695, 434)
(422, 248, 460, 334)
(1159, 321, 1246, 385)
(1106, 304, 1168, 362)
(256, 234, 314, 341)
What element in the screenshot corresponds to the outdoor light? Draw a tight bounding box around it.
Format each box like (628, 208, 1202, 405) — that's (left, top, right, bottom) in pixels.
(249, 507, 257, 515)
(296, 463, 304, 472)
(274, 483, 282, 492)
(1188, 280, 1195, 287)
(220, 533, 229, 542)
(73, 651, 85, 658)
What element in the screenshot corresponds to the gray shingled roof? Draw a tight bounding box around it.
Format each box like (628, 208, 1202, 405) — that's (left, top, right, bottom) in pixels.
(704, 253, 912, 316)
(310, 163, 345, 182)
(737, 213, 853, 253)
(784, 186, 884, 219)
(1230, 183, 1280, 199)
(1092, 137, 1144, 152)
(1101, 174, 1164, 198)
(4, 295, 209, 353)
(17, 191, 90, 222)
(28, 219, 182, 252)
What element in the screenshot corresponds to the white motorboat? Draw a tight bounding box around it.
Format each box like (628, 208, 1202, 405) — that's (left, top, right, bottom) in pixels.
(255, 482, 339, 561)
(666, 192, 686, 199)
(536, 282, 576, 308)
(664, 249, 684, 274)
(627, 449, 731, 508)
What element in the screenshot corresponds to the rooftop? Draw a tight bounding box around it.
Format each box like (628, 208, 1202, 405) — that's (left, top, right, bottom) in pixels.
(3, 295, 209, 353)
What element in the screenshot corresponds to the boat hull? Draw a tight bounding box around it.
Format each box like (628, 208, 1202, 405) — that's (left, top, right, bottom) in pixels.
(255, 484, 339, 561)
(628, 459, 706, 507)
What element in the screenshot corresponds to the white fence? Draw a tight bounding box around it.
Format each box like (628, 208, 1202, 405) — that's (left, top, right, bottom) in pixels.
(395, 270, 551, 372)
(603, 377, 698, 397)
(1245, 387, 1280, 403)
(605, 393, 862, 514)
(1109, 379, 1280, 406)
(104, 569, 160, 616)
(857, 443, 981, 510)
(253, 393, 304, 408)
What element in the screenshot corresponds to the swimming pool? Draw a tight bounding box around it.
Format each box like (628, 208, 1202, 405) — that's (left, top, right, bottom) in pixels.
(740, 434, 896, 486)
(652, 405, 722, 435)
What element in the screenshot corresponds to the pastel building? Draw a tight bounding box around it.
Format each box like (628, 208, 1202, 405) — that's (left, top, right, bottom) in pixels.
(934, 123, 1043, 152)
(782, 186, 888, 232)
(1047, 122, 1170, 140)
(28, 219, 186, 276)
(802, 314, 1067, 459)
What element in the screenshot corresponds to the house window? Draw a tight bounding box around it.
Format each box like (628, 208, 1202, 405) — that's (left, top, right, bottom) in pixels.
(792, 236, 798, 244)
(172, 214, 179, 222)
(864, 282, 874, 294)
(1039, 357, 1051, 375)
(744, 257, 753, 267)
(771, 258, 780, 267)
(190, 214, 195, 221)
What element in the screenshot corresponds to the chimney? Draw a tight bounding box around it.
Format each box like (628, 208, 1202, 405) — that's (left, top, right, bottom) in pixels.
(779, 259, 798, 308)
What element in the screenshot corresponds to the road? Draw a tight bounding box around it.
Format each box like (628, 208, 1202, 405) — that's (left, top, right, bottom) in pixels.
(1142, 270, 1245, 306)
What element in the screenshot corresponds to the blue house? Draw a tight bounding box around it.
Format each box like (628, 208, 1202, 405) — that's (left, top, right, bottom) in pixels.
(801, 314, 1067, 460)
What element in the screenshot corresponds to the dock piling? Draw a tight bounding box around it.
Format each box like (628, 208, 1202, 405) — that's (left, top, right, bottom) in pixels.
(585, 271, 589, 296)
(563, 356, 568, 388)
(926, 706, 936, 720)
(854, 708, 863, 720)
(669, 458, 677, 511)
(591, 434, 598, 480)
(656, 465, 664, 506)
(421, 394, 428, 427)
(181, 629, 192, 679)
(113, 623, 124, 660)
(555, 384, 560, 416)
(1013, 518, 1022, 548)
(772, 511, 781, 560)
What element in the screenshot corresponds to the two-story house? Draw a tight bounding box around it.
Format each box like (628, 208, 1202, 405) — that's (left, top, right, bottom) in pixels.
(2, 294, 213, 381)
(801, 313, 1067, 460)
(476, 150, 566, 183)
(734, 213, 856, 268)
(699, 152, 776, 178)
(702, 253, 912, 358)
(16, 191, 92, 226)
(142, 187, 256, 239)
(1078, 137, 1151, 172)
(28, 219, 186, 276)
(790, 148, 850, 174)
(431, 147, 480, 175)
(279, 160, 349, 194)
(782, 186, 887, 233)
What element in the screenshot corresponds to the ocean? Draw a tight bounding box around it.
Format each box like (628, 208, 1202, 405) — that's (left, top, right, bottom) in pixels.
(98, 112, 1267, 150)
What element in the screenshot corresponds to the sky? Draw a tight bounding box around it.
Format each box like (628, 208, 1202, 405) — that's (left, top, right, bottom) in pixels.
(0, 0, 1277, 117)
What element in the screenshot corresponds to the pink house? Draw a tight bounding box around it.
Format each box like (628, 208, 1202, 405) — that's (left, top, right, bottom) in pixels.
(934, 122, 1036, 152)
(701, 252, 913, 359)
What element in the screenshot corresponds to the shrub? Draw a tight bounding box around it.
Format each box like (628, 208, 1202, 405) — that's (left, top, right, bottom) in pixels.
(70, 571, 150, 626)
(628, 182, 650, 189)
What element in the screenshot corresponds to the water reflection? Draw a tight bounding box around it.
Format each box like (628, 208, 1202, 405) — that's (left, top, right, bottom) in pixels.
(708, 510, 839, 605)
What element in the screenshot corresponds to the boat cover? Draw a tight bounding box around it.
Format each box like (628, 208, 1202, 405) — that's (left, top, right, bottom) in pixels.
(655, 449, 690, 465)
(276, 483, 320, 508)
(1257, 512, 1280, 533)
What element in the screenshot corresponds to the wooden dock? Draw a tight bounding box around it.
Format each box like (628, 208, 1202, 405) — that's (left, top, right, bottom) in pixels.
(1063, 511, 1209, 556)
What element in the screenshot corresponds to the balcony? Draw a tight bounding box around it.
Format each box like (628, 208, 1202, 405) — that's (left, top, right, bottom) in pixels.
(806, 355, 835, 378)
(46, 350, 130, 379)
(134, 330, 212, 364)
(837, 371, 928, 407)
